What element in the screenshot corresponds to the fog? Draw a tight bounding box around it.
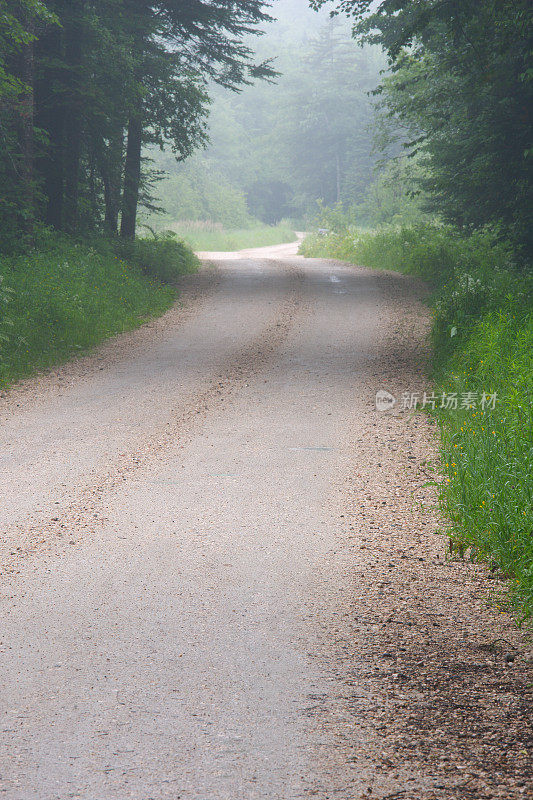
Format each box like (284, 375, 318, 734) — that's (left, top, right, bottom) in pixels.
(148, 0, 387, 230)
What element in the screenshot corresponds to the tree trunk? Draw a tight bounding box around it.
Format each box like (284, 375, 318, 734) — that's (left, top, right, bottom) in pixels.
(35, 25, 64, 230)
(19, 24, 35, 242)
(62, 0, 85, 234)
(103, 169, 121, 235)
(120, 113, 142, 240)
(97, 128, 124, 236)
(335, 150, 341, 204)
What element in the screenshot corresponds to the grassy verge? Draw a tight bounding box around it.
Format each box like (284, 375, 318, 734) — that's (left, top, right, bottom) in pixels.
(301, 224, 533, 621)
(0, 232, 198, 389)
(162, 220, 296, 251)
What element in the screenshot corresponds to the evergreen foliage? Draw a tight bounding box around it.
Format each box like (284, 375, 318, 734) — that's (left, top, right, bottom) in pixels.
(312, 0, 533, 260)
(0, 0, 274, 247)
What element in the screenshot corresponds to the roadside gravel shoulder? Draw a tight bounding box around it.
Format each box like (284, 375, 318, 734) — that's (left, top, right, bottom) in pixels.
(309, 263, 533, 799)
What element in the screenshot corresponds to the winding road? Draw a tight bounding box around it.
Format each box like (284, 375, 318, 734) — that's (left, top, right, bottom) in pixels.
(0, 242, 530, 799)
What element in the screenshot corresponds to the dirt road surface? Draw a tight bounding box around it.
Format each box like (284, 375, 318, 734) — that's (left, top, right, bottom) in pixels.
(0, 243, 531, 799)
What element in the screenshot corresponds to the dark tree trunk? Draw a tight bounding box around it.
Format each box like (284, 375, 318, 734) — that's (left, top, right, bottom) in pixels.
(62, 0, 85, 234)
(97, 127, 124, 236)
(120, 113, 142, 240)
(34, 25, 64, 230)
(103, 171, 120, 235)
(19, 25, 35, 241)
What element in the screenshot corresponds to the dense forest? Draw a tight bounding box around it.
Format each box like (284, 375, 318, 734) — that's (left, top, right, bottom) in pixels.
(148, 0, 532, 258)
(0, 0, 279, 250)
(1, 1, 531, 245)
(148, 3, 385, 229)
(339, 0, 533, 257)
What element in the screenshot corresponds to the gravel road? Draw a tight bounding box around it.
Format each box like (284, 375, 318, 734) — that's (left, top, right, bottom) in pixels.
(0, 244, 531, 799)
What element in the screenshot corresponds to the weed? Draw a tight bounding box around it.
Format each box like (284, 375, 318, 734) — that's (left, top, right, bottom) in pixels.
(0, 232, 197, 389)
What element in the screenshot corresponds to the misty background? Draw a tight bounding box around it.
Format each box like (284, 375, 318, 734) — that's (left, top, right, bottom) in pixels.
(145, 0, 398, 235)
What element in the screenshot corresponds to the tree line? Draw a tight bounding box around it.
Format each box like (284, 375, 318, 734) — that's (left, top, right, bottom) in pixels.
(312, 0, 532, 261)
(0, 0, 274, 251)
(148, 13, 384, 228)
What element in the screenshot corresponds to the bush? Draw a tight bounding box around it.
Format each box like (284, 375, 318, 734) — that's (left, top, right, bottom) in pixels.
(109, 230, 199, 284)
(0, 231, 197, 388)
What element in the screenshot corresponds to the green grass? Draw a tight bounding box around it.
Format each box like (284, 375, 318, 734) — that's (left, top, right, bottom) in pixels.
(302, 223, 533, 621)
(163, 220, 296, 251)
(437, 313, 533, 620)
(0, 232, 198, 389)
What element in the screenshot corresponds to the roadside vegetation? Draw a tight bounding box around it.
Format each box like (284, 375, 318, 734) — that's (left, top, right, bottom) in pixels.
(162, 221, 296, 252)
(303, 0, 532, 621)
(0, 233, 197, 389)
(302, 223, 533, 618)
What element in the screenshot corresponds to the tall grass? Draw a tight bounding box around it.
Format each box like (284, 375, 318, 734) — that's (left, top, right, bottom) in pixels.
(0, 232, 198, 389)
(163, 220, 296, 252)
(302, 223, 533, 620)
(438, 314, 533, 619)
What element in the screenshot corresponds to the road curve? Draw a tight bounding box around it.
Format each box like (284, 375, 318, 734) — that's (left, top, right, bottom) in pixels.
(0, 243, 530, 799)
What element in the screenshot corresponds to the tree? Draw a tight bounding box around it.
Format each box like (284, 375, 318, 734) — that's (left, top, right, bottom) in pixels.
(118, 0, 276, 239)
(278, 20, 381, 209)
(0, 0, 54, 248)
(312, 0, 533, 258)
(0, 0, 275, 245)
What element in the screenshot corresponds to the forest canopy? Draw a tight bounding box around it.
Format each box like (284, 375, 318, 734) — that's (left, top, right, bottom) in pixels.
(0, 0, 275, 250)
(311, 0, 533, 259)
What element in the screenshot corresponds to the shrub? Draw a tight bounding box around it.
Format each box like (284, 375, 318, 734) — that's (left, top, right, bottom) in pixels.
(0, 231, 198, 388)
(111, 231, 199, 284)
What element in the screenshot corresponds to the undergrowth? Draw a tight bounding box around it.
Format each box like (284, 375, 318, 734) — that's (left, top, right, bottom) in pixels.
(302, 222, 533, 621)
(0, 231, 198, 389)
(164, 221, 296, 251)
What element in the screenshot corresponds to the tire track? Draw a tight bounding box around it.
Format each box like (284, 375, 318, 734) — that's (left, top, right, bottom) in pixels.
(0, 263, 307, 579)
